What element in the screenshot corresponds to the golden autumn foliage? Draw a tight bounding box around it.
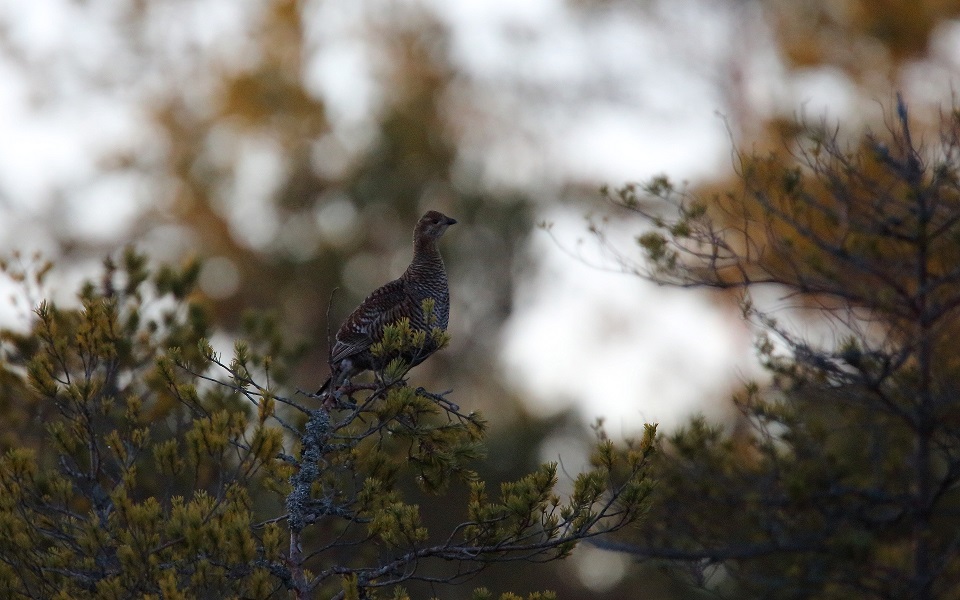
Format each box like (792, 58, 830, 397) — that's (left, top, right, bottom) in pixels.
(0, 249, 656, 599)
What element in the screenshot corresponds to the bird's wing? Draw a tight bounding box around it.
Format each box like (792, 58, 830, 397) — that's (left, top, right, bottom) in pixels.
(329, 278, 416, 364)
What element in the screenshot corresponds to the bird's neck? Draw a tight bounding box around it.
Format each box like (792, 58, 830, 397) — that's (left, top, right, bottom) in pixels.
(406, 238, 445, 279)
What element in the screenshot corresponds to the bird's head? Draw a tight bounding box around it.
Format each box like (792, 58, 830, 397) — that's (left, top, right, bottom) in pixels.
(415, 210, 458, 241)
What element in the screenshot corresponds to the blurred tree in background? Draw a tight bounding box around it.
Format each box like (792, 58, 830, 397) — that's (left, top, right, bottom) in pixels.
(595, 100, 960, 598)
(568, 2, 960, 596)
(1, 0, 960, 597)
(121, 1, 533, 400)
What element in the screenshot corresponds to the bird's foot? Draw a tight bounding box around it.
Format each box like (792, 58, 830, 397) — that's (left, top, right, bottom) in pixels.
(316, 383, 359, 410)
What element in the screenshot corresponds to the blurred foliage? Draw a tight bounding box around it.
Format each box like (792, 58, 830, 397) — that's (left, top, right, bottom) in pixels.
(766, 0, 960, 70)
(574, 0, 959, 143)
(130, 2, 533, 404)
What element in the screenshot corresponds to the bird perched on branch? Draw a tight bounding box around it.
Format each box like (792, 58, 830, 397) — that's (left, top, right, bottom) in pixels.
(318, 210, 457, 398)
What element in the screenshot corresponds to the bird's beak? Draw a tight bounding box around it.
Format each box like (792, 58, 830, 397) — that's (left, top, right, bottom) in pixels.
(446, 217, 458, 226)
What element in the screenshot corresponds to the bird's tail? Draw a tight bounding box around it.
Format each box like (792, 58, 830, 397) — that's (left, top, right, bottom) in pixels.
(316, 377, 332, 396)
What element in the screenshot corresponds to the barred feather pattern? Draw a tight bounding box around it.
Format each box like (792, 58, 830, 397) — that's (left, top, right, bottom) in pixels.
(318, 210, 457, 395)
